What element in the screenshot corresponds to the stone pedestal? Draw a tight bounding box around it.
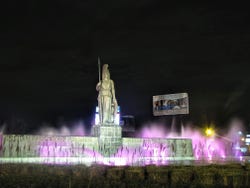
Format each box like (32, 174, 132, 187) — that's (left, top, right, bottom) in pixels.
(92, 124, 122, 156)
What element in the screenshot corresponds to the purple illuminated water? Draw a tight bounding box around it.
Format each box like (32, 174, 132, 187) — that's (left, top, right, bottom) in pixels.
(36, 121, 86, 136)
(38, 120, 240, 161)
(0, 118, 246, 166)
(135, 118, 245, 162)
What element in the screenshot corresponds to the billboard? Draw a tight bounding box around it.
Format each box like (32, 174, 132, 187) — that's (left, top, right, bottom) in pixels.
(153, 93, 189, 116)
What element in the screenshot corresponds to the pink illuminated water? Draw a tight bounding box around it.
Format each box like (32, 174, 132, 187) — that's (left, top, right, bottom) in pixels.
(137, 119, 245, 162)
(36, 121, 86, 136)
(0, 119, 246, 166)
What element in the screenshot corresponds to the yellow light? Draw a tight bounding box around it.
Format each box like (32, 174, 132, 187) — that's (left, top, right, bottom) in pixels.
(205, 128, 214, 137)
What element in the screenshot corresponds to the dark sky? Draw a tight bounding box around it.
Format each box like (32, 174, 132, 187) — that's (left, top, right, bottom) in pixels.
(1, 1, 250, 132)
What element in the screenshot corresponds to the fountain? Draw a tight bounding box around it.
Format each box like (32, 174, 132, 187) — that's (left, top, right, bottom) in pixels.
(2, 63, 243, 166)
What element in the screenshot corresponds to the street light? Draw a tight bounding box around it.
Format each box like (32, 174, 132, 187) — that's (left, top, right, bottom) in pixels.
(205, 128, 215, 137)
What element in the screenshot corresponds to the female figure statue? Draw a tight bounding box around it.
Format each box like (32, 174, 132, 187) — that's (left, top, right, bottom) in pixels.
(96, 64, 118, 124)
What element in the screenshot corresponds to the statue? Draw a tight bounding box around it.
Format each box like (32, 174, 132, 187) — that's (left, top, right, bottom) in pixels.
(96, 64, 118, 125)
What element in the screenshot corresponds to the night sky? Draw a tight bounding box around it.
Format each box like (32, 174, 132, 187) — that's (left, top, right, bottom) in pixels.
(1, 1, 250, 133)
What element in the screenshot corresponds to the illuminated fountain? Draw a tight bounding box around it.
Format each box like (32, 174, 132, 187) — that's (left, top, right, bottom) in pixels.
(0, 64, 244, 166)
(0, 122, 244, 166)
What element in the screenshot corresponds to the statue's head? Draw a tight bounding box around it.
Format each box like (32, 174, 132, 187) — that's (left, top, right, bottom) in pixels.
(102, 64, 110, 80)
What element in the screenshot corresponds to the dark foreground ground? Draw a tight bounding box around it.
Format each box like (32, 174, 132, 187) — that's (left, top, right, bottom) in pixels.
(0, 162, 250, 188)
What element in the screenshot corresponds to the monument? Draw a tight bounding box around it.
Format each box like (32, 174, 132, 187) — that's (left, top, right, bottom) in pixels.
(0, 62, 195, 166)
(91, 64, 122, 156)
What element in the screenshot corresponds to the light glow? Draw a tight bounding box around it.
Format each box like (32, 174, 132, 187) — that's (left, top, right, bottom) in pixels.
(95, 106, 120, 125)
(205, 128, 215, 137)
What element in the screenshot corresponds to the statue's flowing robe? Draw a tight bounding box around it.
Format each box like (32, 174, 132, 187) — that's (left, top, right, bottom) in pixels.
(98, 80, 113, 124)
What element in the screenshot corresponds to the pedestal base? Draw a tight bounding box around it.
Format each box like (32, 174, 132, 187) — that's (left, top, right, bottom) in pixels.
(91, 124, 122, 156)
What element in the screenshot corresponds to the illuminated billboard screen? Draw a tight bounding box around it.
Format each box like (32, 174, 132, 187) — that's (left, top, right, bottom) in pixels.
(153, 93, 189, 116)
